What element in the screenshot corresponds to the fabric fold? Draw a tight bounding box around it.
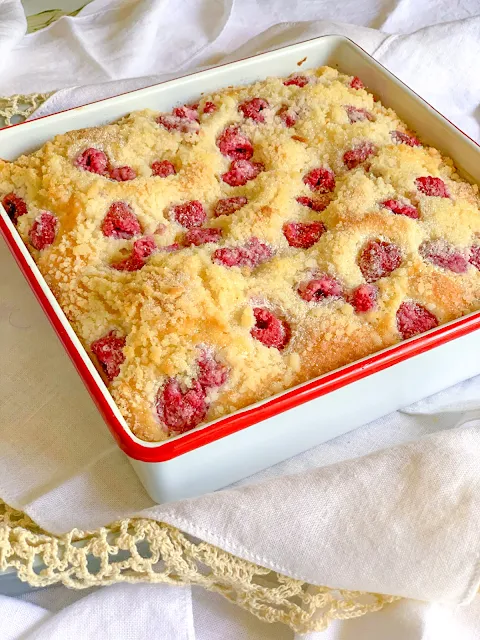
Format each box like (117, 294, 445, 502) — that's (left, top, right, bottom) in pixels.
(151, 422, 480, 604)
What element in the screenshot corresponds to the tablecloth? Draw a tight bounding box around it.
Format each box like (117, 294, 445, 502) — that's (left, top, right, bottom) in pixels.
(1, 1, 480, 638)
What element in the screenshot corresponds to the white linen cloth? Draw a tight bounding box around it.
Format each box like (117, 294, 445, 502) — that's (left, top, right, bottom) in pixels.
(1, 1, 480, 638)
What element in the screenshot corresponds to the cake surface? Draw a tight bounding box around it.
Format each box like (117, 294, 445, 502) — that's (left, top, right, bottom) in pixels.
(2, 66, 480, 442)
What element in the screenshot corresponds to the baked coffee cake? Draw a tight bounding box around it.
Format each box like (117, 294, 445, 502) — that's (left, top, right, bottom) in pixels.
(2, 66, 480, 441)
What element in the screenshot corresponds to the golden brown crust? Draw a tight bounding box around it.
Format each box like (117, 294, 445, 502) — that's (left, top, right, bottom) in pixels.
(2, 66, 480, 441)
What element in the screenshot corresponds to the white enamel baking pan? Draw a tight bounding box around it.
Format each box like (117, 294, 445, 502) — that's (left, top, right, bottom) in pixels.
(2, 35, 480, 504)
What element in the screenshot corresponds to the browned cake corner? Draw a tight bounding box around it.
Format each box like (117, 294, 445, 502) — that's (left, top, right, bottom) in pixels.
(2, 66, 480, 442)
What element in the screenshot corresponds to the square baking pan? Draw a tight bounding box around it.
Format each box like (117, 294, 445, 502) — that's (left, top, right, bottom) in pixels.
(2, 35, 480, 504)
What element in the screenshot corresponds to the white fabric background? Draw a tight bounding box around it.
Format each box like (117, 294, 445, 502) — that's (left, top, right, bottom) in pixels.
(1, 1, 480, 638)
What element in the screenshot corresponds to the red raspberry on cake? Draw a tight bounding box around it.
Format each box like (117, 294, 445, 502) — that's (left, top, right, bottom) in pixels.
(358, 240, 402, 283)
(28, 211, 57, 250)
(160, 243, 181, 253)
(102, 202, 141, 239)
(343, 142, 376, 169)
(109, 166, 136, 182)
(197, 351, 228, 389)
(391, 130, 421, 147)
(203, 101, 217, 114)
(415, 176, 449, 198)
(348, 284, 377, 313)
(184, 227, 222, 246)
(350, 76, 365, 90)
(75, 148, 108, 175)
(251, 308, 290, 350)
(172, 104, 199, 121)
(469, 245, 480, 271)
(217, 127, 254, 160)
(419, 240, 468, 274)
(214, 196, 248, 217)
(296, 196, 330, 212)
(156, 378, 208, 435)
(284, 75, 309, 87)
(283, 221, 326, 249)
(238, 98, 269, 123)
(278, 105, 297, 127)
(303, 167, 335, 193)
(156, 114, 200, 133)
(222, 160, 264, 187)
(381, 199, 419, 220)
(345, 106, 375, 123)
(396, 301, 438, 339)
(213, 237, 272, 268)
(91, 330, 126, 381)
(171, 201, 206, 228)
(151, 160, 176, 177)
(2, 193, 27, 223)
(111, 236, 156, 271)
(298, 275, 343, 302)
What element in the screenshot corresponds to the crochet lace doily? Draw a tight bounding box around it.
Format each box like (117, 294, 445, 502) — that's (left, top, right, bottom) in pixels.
(0, 93, 398, 633)
(0, 93, 53, 128)
(0, 500, 398, 633)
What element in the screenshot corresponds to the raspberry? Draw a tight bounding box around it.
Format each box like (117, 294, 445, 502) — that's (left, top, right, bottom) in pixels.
(101, 202, 141, 239)
(381, 199, 419, 219)
(213, 237, 272, 268)
(222, 160, 264, 187)
(160, 243, 181, 252)
(172, 105, 199, 121)
(419, 240, 468, 273)
(415, 176, 449, 198)
(171, 200, 206, 228)
(396, 301, 438, 339)
(133, 236, 157, 259)
(284, 75, 309, 87)
(28, 211, 57, 250)
(283, 221, 326, 248)
(345, 106, 375, 123)
(156, 114, 199, 133)
(303, 167, 336, 193)
(75, 148, 108, 175)
(156, 378, 208, 435)
(2, 193, 27, 223)
(343, 142, 376, 169)
(278, 105, 297, 127)
(152, 160, 176, 177)
(217, 127, 253, 160)
(238, 98, 269, 123)
(214, 196, 248, 217)
(348, 284, 377, 313)
(296, 196, 329, 212)
(391, 130, 421, 147)
(251, 308, 290, 350)
(197, 352, 228, 388)
(203, 101, 217, 114)
(298, 275, 343, 302)
(358, 240, 402, 283)
(91, 330, 126, 381)
(469, 245, 480, 270)
(111, 236, 156, 271)
(184, 227, 222, 246)
(350, 76, 365, 89)
(109, 166, 136, 182)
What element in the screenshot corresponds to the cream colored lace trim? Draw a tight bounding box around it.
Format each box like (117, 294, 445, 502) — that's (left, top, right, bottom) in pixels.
(0, 500, 399, 633)
(0, 92, 399, 631)
(0, 93, 53, 128)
